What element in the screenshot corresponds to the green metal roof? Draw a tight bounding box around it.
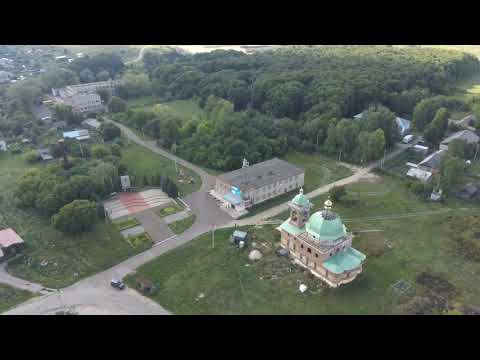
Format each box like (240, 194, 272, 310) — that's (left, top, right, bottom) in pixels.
(322, 247, 366, 274)
(278, 219, 306, 236)
(292, 193, 310, 208)
(305, 211, 346, 242)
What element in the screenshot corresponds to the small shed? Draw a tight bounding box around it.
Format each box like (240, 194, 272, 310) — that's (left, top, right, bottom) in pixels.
(230, 230, 248, 246)
(136, 277, 156, 294)
(456, 183, 479, 200)
(0, 228, 25, 261)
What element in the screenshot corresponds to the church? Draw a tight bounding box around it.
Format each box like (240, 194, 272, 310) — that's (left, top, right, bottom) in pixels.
(277, 189, 366, 287)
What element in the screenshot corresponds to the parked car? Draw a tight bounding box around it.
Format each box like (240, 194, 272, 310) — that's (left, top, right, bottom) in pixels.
(110, 279, 125, 290)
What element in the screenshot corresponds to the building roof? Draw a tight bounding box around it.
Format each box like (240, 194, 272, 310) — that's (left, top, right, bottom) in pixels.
(441, 130, 480, 146)
(217, 158, 304, 191)
(322, 247, 366, 274)
(418, 149, 447, 170)
(278, 219, 306, 236)
(0, 228, 24, 248)
(82, 118, 101, 129)
(223, 192, 243, 205)
(232, 230, 248, 240)
(291, 188, 310, 208)
(63, 129, 90, 141)
(0, 248, 3, 258)
(395, 117, 411, 132)
(305, 210, 347, 243)
(37, 148, 53, 161)
(406, 167, 432, 182)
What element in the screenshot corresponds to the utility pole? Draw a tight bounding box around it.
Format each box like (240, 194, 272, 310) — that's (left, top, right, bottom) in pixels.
(381, 148, 387, 169)
(474, 143, 479, 162)
(211, 225, 215, 249)
(79, 141, 84, 158)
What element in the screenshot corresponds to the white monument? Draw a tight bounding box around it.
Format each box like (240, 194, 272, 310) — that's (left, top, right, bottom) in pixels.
(120, 175, 131, 191)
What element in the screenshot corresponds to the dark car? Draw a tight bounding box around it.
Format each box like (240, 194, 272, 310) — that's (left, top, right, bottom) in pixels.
(110, 279, 125, 290)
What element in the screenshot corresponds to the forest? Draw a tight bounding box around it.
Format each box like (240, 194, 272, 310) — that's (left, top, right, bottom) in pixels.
(113, 46, 480, 170)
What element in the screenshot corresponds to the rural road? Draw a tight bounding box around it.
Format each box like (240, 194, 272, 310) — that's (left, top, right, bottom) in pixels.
(2, 122, 417, 315)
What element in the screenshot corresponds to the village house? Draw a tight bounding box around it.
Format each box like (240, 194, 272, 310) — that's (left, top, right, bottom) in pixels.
(0, 140, 7, 152)
(212, 158, 305, 216)
(82, 118, 101, 130)
(277, 190, 366, 287)
(0, 228, 25, 261)
(439, 130, 480, 151)
(449, 114, 477, 131)
(51, 80, 120, 114)
(37, 148, 53, 161)
(353, 111, 411, 137)
(63, 129, 91, 141)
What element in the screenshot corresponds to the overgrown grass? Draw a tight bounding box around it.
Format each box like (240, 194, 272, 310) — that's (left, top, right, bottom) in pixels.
(168, 214, 196, 235)
(0, 153, 152, 289)
(0, 283, 36, 313)
(129, 174, 480, 314)
(120, 142, 201, 196)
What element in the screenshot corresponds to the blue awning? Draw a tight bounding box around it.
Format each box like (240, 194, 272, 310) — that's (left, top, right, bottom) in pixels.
(223, 193, 243, 205)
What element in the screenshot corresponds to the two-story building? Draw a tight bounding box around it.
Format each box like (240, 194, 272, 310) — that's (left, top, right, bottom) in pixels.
(213, 158, 305, 216)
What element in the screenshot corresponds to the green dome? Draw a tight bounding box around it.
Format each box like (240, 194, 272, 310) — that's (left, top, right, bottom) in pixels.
(305, 211, 347, 243)
(292, 188, 310, 208)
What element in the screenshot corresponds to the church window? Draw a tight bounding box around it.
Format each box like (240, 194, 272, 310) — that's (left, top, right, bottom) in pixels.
(300, 244, 304, 249)
(307, 248, 311, 253)
(315, 253, 318, 258)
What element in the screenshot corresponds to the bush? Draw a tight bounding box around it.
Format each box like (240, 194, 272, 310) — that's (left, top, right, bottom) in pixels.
(329, 185, 347, 202)
(52, 200, 98, 235)
(108, 96, 127, 113)
(24, 150, 39, 163)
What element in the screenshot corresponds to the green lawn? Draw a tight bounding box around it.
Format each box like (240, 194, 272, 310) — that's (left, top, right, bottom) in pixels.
(453, 72, 480, 102)
(129, 174, 480, 314)
(284, 152, 353, 193)
(0, 283, 36, 313)
(125, 232, 153, 249)
(126, 97, 206, 124)
(156, 203, 184, 218)
(168, 214, 196, 235)
(241, 152, 353, 218)
(0, 152, 152, 289)
(114, 217, 141, 231)
(120, 142, 201, 196)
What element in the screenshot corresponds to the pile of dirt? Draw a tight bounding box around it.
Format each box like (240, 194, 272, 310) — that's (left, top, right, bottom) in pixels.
(399, 293, 449, 315)
(416, 271, 457, 298)
(452, 236, 480, 262)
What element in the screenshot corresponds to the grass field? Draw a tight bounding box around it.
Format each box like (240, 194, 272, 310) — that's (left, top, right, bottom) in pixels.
(53, 45, 171, 62)
(283, 152, 354, 192)
(0, 152, 152, 289)
(120, 142, 201, 196)
(241, 152, 353, 218)
(0, 283, 36, 313)
(126, 98, 206, 123)
(129, 174, 480, 314)
(168, 214, 196, 235)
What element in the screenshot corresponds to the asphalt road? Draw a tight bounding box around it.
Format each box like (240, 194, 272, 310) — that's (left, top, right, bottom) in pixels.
(2, 123, 418, 315)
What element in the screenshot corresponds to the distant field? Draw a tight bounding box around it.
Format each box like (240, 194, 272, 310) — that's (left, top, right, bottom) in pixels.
(421, 45, 480, 59)
(52, 45, 170, 62)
